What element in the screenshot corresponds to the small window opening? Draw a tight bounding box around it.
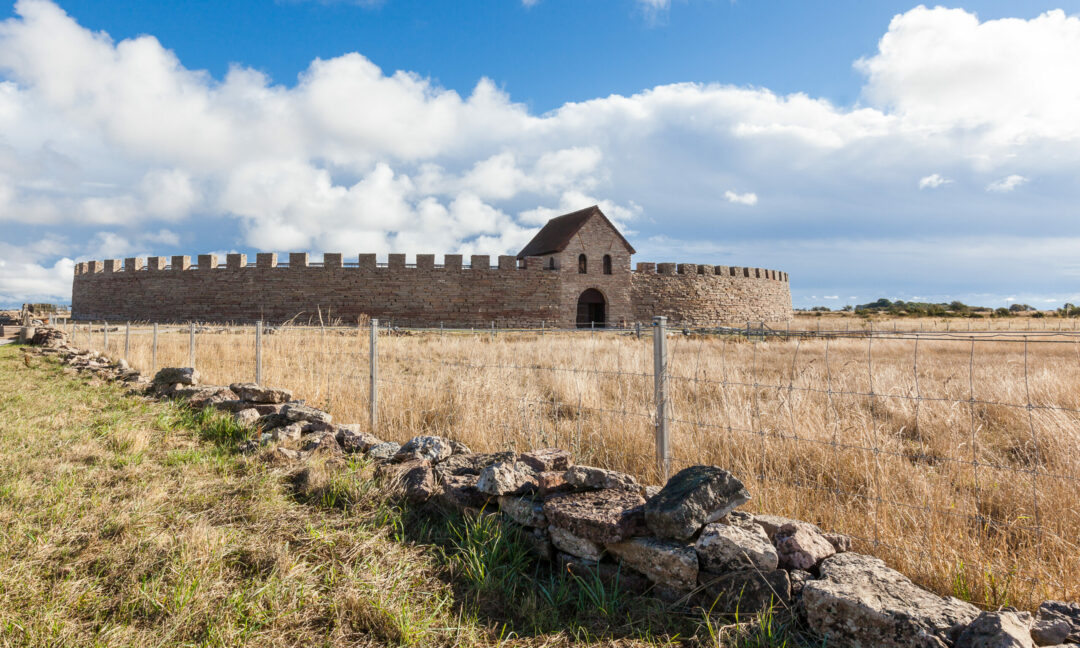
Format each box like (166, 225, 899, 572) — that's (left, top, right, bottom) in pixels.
(578, 254, 587, 274)
(603, 255, 612, 275)
(548, 257, 556, 270)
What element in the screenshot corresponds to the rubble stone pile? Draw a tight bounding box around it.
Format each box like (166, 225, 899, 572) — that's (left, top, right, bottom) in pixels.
(19, 326, 1080, 648)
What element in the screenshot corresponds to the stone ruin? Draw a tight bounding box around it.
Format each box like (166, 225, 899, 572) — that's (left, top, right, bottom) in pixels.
(21, 326, 1080, 648)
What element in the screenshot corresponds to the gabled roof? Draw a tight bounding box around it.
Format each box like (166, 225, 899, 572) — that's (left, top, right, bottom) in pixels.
(516, 205, 636, 259)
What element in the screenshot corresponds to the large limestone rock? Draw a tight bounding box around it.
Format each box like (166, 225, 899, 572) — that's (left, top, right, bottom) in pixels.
(775, 521, 836, 571)
(955, 610, 1034, 648)
(282, 403, 332, 425)
(538, 471, 573, 496)
(171, 385, 236, 409)
(519, 448, 572, 472)
(802, 552, 980, 648)
(217, 400, 283, 415)
(563, 466, 640, 492)
(605, 536, 698, 590)
(367, 442, 401, 461)
(644, 465, 750, 541)
(376, 459, 436, 504)
(335, 425, 382, 454)
(301, 430, 343, 457)
(255, 412, 290, 431)
(234, 408, 261, 426)
(434, 452, 516, 480)
(824, 532, 852, 553)
(1036, 601, 1080, 644)
(499, 496, 547, 528)
(1030, 618, 1072, 646)
(695, 522, 778, 572)
(272, 422, 303, 442)
(1028, 622, 1071, 643)
(542, 489, 647, 544)
(432, 474, 492, 512)
(476, 461, 539, 496)
(152, 367, 199, 386)
(395, 435, 454, 463)
(549, 526, 603, 561)
(751, 513, 820, 540)
(229, 382, 293, 404)
(698, 569, 791, 614)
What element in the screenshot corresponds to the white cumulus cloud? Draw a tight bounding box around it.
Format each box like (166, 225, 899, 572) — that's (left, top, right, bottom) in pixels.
(918, 173, 952, 189)
(2, 2, 1080, 306)
(724, 190, 758, 206)
(987, 174, 1028, 192)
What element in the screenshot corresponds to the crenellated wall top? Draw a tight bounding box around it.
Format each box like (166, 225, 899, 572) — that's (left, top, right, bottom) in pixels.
(74, 253, 558, 275)
(74, 254, 787, 283)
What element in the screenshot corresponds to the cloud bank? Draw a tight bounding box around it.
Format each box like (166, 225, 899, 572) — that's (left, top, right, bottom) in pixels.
(1, 2, 1080, 307)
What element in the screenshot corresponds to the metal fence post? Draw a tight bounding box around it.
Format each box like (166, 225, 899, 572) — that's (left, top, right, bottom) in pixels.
(635, 321, 641, 339)
(103, 321, 108, 352)
(152, 323, 158, 373)
(653, 315, 670, 480)
(189, 321, 195, 368)
(255, 320, 263, 385)
(491, 321, 495, 341)
(124, 322, 130, 361)
(370, 319, 379, 433)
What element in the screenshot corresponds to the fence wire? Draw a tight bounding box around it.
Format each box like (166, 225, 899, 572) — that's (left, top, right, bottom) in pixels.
(63, 318, 1080, 609)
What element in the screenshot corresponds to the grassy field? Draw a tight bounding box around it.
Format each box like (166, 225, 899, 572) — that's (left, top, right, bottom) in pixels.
(68, 315, 1080, 612)
(0, 344, 814, 647)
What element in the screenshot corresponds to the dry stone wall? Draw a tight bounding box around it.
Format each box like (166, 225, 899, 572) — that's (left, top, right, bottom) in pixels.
(27, 327, 1080, 648)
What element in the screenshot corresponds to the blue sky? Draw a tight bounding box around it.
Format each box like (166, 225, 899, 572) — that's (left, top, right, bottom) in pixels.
(1, 0, 1079, 309)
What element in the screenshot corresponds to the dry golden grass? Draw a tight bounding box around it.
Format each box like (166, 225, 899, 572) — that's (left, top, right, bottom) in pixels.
(80, 317, 1080, 611)
(4, 345, 736, 647)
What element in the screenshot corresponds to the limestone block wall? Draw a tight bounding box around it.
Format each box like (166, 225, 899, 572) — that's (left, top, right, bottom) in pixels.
(71, 253, 792, 326)
(71, 254, 563, 327)
(632, 264, 792, 326)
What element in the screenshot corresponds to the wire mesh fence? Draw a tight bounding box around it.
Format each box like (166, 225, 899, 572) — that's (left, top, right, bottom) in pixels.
(62, 316, 1080, 610)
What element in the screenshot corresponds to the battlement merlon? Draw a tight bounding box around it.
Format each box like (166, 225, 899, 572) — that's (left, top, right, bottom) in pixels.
(633, 262, 788, 282)
(73, 253, 572, 275)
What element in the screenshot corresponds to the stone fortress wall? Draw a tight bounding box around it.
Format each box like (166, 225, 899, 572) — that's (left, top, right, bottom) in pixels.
(70, 252, 791, 327)
(632, 264, 792, 326)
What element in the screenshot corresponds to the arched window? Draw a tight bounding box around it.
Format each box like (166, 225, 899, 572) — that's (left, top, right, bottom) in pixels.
(603, 255, 612, 275)
(578, 254, 587, 274)
(548, 257, 556, 270)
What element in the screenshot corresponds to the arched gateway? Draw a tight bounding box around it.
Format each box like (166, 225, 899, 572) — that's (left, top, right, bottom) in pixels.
(576, 289, 606, 328)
